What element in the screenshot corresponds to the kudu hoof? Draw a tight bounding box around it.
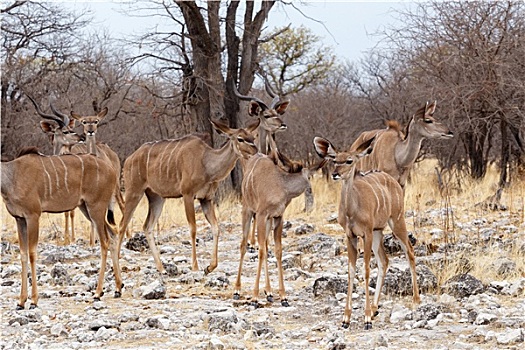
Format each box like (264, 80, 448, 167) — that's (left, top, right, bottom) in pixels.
(29, 303, 37, 310)
(373, 310, 379, 317)
(16, 304, 24, 311)
(250, 301, 260, 309)
(364, 321, 373, 330)
(233, 292, 241, 301)
(247, 245, 256, 254)
(266, 294, 274, 303)
(114, 291, 122, 298)
(94, 297, 101, 302)
(281, 299, 290, 307)
(204, 266, 211, 275)
(341, 321, 349, 329)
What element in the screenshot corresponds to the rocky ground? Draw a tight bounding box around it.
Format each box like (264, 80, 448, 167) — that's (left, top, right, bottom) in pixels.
(1, 205, 524, 350)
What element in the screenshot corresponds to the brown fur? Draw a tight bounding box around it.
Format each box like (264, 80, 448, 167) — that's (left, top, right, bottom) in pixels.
(118, 119, 259, 274)
(1, 153, 122, 309)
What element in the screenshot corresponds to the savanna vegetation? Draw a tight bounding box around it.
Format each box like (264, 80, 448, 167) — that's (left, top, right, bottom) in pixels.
(1, 1, 524, 230)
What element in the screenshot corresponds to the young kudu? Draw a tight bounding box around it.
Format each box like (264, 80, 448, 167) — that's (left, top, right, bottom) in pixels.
(234, 151, 324, 307)
(1, 148, 123, 309)
(233, 81, 290, 251)
(118, 119, 259, 274)
(348, 101, 454, 188)
(28, 95, 83, 244)
(314, 137, 420, 330)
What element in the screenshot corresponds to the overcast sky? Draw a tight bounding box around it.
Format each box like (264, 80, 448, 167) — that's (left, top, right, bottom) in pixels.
(65, 1, 410, 62)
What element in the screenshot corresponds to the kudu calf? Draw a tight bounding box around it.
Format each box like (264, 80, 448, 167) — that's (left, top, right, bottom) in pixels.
(234, 151, 324, 307)
(314, 137, 420, 330)
(118, 119, 259, 274)
(1, 148, 123, 309)
(233, 81, 293, 251)
(348, 101, 453, 188)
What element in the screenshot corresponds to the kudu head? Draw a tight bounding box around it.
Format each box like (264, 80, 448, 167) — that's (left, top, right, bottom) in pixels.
(210, 118, 259, 158)
(409, 101, 454, 140)
(232, 80, 289, 135)
(314, 136, 374, 181)
(70, 107, 109, 137)
(27, 95, 82, 155)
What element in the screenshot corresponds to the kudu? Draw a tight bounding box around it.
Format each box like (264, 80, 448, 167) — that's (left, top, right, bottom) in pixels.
(348, 101, 453, 188)
(314, 136, 420, 330)
(1, 148, 123, 309)
(49, 103, 124, 246)
(118, 119, 259, 274)
(233, 80, 291, 252)
(234, 151, 324, 307)
(28, 95, 83, 244)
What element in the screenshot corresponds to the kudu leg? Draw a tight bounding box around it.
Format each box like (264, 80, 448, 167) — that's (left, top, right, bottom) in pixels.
(393, 221, 420, 305)
(342, 234, 358, 328)
(183, 194, 199, 271)
(371, 230, 388, 317)
(78, 204, 107, 300)
(106, 221, 124, 298)
(143, 190, 166, 274)
(27, 216, 40, 309)
(199, 198, 219, 274)
(15, 217, 29, 310)
(63, 212, 70, 245)
(363, 232, 374, 330)
(69, 210, 75, 244)
(118, 191, 145, 256)
(273, 216, 289, 306)
(234, 208, 254, 300)
(247, 215, 257, 253)
(252, 215, 270, 307)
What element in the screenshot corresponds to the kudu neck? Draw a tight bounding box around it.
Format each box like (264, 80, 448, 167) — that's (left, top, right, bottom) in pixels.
(86, 135, 98, 156)
(395, 120, 425, 168)
(204, 140, 239, 181)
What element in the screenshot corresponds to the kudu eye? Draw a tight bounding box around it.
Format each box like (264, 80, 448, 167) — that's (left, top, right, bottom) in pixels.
(94, 120, 99, 124)
(82, 121, 87, 124)
(423, 118, 433, 124)
(345, 159, 353, 165)
(237, 137, 245, 143)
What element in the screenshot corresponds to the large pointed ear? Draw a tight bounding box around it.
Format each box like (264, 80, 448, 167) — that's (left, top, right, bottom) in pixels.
(274, 100, 289, 115)
(313, 136, 337, 159)
(245, 118, 260, 134)
(70, 111, 82, 121)
(425, 100, 436, 116)
(98, 106, 108, 119)
(66, 117, 75, 129)
(248, 101, 263, 116)
(354, 135, 375, 153)
(210, 118, 233, 136)
(40, 120, 57, 133)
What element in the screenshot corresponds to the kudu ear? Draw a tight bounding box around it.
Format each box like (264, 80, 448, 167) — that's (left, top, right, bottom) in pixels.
(313, 136, 337, 159)
(248, 101, 263, 117)
(40, 120, 56, 133)
(274, 100, 290, 115)
(98, 107, 108, 119)
(210, 118, 233, 136)
(354, 135, 376, 153)
(425, 100, 437, 116)
(70, 111, 82, 121)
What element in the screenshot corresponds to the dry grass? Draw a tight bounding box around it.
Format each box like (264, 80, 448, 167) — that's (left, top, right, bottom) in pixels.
(2, 159, 524, 284)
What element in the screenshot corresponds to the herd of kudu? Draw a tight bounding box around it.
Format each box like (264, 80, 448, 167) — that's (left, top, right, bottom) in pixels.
(1, 77, 453, 330)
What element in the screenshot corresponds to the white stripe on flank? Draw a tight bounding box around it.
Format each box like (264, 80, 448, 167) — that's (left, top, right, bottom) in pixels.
(146, 145, 153, 182)
(57, 156, 70, 193)
(94, 156, 100, 186)
(40, 157, 52, 199)
(166, 141, 181, 180)
(74, 155, 84, 192)
(49, 156, 61, 191)
(363, 180, 380, 215)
